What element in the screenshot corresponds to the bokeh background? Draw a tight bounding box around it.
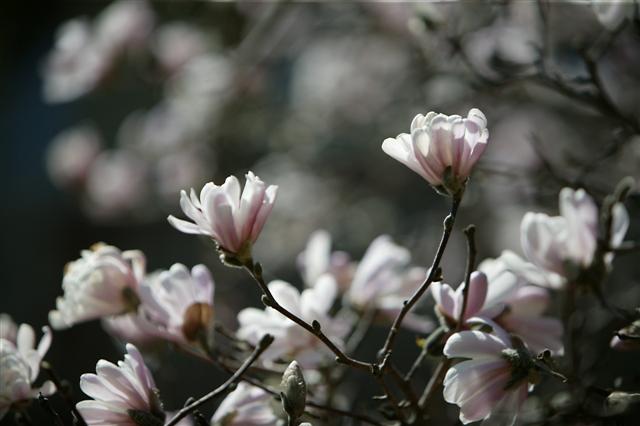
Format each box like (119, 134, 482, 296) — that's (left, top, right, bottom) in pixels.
(1, 1, 639, 424)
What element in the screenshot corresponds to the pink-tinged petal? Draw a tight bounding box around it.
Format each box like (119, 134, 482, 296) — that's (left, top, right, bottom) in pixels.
(220, 175, 241, 210)
(462, 271, 488, 319)
(76, 400, 132, 424)
(37, 326, 52, 358)
(457, 370, 512, 424)
(443, 358, 505, 403)
(481, 383, 527, 426)
(191, 264, 214, 303)
(412, 129, 446, 185)
(237, 172, 266, 241)
(444, 330, 508, 359)
(505, 286, 549, 316)
(501, 314, 563, 355)
(520, 213, 567, 275)
(250, 184, 278, 242)
(16, 324, 35, 355)
(205, 191, 240, 252)
(382, 134, 440, 185)
(559, 188, 598, 266)
(431, 282, 457, 319)
(301, 274, 337, 318)
(499, 250, 565, 289)
(167, 215, 206, 235)
(267, 281, 302, 316)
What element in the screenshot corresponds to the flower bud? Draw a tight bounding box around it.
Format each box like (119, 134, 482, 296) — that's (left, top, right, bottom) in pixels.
(280, 361, 306, 422)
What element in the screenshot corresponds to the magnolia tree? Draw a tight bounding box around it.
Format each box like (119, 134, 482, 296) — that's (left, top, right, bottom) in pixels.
(2, 1, 640, 426)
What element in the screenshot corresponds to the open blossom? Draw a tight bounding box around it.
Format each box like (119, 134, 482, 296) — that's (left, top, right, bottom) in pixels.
(49, 244, 146, 329)
(443, 326, 535, 425)
(46, 125, 102, 189)
(346, 235, 433, 332)
(520, 188, 629, 286)
(0, 324, 55, 419)
(136, 264, 215, 346)
(297, 230, 354, 289)
(168, 172, 278, 261)
(0, 314, 18, 343)
(432, 261, 563, 355)
(237, 276, 347, 368)
(211, 382, 278, 425)
(77, 344, 164, 425)
(382, 108, 488, 195)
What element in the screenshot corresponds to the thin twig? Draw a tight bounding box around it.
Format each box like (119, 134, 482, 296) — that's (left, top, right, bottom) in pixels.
(388, 363, 419, 412)
(41, 361, 87, 426)
(38, 393, 64, 426)
(404, 326, 446, 382)
(165, 334, 274, 426)
(378, 195, 462, 363)
(244, 261, 371, 372)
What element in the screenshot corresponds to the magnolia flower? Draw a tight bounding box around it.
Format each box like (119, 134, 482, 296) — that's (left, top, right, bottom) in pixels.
(591, 0, 638, 30)
(382, 108, 488, 195)
(101, 314, 161, 349)
(520, 188, 629, 286)
(347, 235, 432, 332)
(93, 0, 154, 56)
(443, 326, 536, 425)
(432, 261, 563, 355)
(210, 382, 278, 425)
(0, 314, 17, 343)
(77, 344, 164, 425)
(49, 244, 146, 329)
(137, 264, 215, 346)
(46, 125, 102, 189)
(168, 172, 278, 261)
(297, 230, 353, 289)
(237, 277, 347, 368)
(152, 22, 210, 74)
(0, 324, 55, 419)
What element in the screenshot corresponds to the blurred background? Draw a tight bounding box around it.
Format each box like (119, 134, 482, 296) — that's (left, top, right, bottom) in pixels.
(1, 1, 639, 424)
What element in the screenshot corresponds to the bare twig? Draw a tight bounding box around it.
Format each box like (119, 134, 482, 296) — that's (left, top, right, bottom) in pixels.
(165, 334, 274, 426)
(244, 261, 371, 372)
(38, 394, 64, 426)
(41, 361, 87, 426)
(378, 195, 462, 363)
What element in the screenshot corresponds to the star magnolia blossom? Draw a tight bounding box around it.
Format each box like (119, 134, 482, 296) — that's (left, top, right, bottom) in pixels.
(443, 326, 536, 425)
(0, 324, 55, 419)
(520, 188, 629, 287)
(0, 314, 18, 343)
(237, 276, 347, 368)
(382, 108, 488, 195)
(297, 230, 354, 289)
(431, 262, 563, 355)
(168, 172, 278, 261)
(136, 263, 215, 345)
(77, 344, 164, 426)
(347, 235, 433, 332)
(49, 244, 146, 329)
(210, 382, 278, 425)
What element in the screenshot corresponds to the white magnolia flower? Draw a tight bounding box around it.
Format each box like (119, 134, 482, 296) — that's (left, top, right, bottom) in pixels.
(520, 188, 629, 286)
(443, 325, 534, 425)
(237, 277, 347, 368)
(382, 108, 489, 195)
(211, 382, 278, 425)
(0, 325, 55, 419)
(168, 172, 278, 260)
(46, 125, 102, 189)
(49, 243, 146, 329)
(77, 344, 164, 426)
(101, 314, 161, 349)
(137, 264, 215, 345)
(94, 0, 154, 56)
(297, 230, 353, 289)
(347, 235, 432, 332)
(152, 22, 210, 74)
(0, 314, 17, 343)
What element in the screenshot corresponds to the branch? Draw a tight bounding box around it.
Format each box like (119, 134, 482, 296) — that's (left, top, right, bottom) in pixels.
(244, 261, 371, 372)
(378, 195, 462, 363)
(41, 361, 87, 426)
(165, 334, 274, 426)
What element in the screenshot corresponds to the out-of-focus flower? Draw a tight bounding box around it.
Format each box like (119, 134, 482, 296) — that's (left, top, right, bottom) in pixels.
(297, 230, 354, 289)
(431, 272, 490, 324)
(43, 19, 107, 103)
(382, 108, 489, 196)
(77, 344, 164, 426)
(480, 255, 564, 355)
(0, 324, 55, 419)
(93, 0, 154, 57)
(210, 382, 278, 425)
(237, 277, 347, 368)
(591, 0, 638, 30)
(0, 314, 17, 343)
(49, 243, 145, 329)
(46, 125, 102, 189)
(101, 314, 161, 349)
(520, 188, 629, 286)
(443, 326, 535, 425)
(137, 264, 215, 346)
(85, 150, 148, 219)
(168, 172, 278, 262)
(347, 235, 432, 332)
(152, 22, 210, 74)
